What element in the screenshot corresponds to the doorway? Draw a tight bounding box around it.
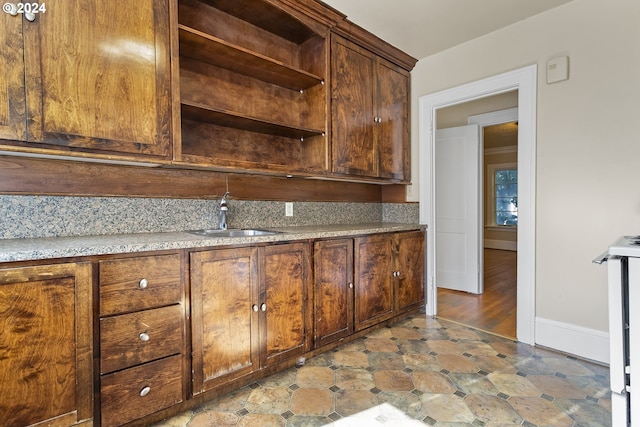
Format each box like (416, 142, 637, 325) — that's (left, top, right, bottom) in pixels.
(419, 65, 537, 345)
(436, 109, 519, 338)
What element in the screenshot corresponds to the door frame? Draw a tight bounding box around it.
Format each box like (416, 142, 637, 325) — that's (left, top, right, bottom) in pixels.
(419, 65, 537, 345)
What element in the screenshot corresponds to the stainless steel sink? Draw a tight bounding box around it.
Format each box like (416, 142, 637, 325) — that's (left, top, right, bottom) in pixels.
(186, 228, 280, 238)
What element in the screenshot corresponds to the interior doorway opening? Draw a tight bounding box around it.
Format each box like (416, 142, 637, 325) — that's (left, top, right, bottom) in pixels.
(419, 65, 537, 345)
(434, 103, 518, 338)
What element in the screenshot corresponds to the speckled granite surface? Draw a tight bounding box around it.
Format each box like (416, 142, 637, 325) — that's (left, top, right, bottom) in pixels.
(0, 196, 418, 239)
(0, 196, 421, 262)
(0, 223, 425, 263)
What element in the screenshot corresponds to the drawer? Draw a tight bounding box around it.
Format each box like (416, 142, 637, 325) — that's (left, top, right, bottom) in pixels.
(101, 355, 183, 427)
(101, 305, 183, 374)
(99, 253, 181, 316)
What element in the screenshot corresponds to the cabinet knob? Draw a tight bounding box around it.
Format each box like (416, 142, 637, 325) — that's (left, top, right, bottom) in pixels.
(252, 304, 259, 312)
(24, 11, 36, 21)
(261, 303, 266, 312)
(139, 332, 150, 342)
(139, 278, 148, 289)
(140, 386, 151, 397)
(348, 282, 354, 289)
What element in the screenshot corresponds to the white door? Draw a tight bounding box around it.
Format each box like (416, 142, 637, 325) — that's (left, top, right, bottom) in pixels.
(435, 124, 482, 294)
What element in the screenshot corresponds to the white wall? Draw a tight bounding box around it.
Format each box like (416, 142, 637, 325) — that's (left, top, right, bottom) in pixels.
(411, 0, 640, 340)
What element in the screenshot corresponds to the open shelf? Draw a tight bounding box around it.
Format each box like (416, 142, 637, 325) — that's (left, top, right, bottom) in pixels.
(181, 101, 325, 140)
(179, 25, 324, 91)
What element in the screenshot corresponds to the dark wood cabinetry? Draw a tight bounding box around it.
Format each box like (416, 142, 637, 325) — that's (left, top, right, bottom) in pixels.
(331, 34, 411, 182)
(394, 230, 426, 313)
(313, 238, 355, 347)
(314, 230, 425, 345)
(98, 253, 185, 427)
(0, 262, 93, 427)
(354, 234, 396, 330)
(0, 0, 172, 160)
(175, 0, 333, 175)
(190, 242, 311, 395)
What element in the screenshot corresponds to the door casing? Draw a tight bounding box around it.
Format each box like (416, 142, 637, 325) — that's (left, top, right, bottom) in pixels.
(419, 65, 537, 345)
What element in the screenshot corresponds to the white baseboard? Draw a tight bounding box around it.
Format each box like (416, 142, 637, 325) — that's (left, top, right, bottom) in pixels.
(484, 239, 517, 251)
(535, 317, 609, 364)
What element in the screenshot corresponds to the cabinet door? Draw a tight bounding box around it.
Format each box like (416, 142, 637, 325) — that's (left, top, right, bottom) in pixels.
(190, 247, 260, 394)
(354, 234, 394, 330)
(331, 35, 376, 177)
(394, 231, 425, 313)
(260, 243, 311, 366)
(22, 0, 171, 158)
(0, 262, 93, 427)
(314, 239, 354, 348)
(0, 11, 26, 140)
(376, 58, 410, 181)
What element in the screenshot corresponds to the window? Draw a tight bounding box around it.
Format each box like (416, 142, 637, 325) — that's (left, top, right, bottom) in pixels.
(495, 169, 517, 226)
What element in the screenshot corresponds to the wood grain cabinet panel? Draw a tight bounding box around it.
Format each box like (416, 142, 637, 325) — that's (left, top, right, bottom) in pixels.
(98, 252, 185, 426)
(100, 305, 184, 374)
(394, 230, 425, 314)
(0, 262, 93, 427)
(190, 247, 260, 394)
(0, 0, 172, 159)
(261, 242, 311, 366)
(313, 238, 354, 347)
(354, 234, 395, 330)
(331, 34, 410, 182)
(99, 253, 182, 316)
(190, 242, 311, 395)
(100, 355, 183, 427)
(0, 10, 26, 141)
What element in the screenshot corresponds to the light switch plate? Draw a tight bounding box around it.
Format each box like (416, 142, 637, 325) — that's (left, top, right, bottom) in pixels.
(547, 56, 569, 84)
(285, 202, 293, 217)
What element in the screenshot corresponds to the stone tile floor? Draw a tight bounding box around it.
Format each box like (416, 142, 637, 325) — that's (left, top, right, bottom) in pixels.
(152, 316, 612, 427)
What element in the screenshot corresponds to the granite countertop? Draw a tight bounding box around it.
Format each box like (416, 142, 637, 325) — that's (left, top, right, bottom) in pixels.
(0, 223, 425, 263)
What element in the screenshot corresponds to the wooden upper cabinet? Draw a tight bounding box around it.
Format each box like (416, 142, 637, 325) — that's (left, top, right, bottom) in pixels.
(1, 0, 172, 159)
(0, 262, 93, 427)
(176, 0, 333, 175)
(0, 10, 26, 141)
(331, 34, 411, 183)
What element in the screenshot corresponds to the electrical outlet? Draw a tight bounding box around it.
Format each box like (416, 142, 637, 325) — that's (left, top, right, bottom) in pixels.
(285, 202, 293, 217)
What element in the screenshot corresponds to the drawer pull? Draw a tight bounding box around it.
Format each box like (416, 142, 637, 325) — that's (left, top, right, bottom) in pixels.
(139, 332, 150, 342)
(140, 386, 151, 397)
(139, 278, 148, 289)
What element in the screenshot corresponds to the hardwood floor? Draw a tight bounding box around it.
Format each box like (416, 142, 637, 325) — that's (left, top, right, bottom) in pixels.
(437, 249, 517, 338)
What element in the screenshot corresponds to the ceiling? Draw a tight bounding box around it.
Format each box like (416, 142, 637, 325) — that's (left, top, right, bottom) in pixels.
(321, 0, 574, 60)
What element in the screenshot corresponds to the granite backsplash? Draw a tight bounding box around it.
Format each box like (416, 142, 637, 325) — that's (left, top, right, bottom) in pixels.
(0, 196, 419, 239)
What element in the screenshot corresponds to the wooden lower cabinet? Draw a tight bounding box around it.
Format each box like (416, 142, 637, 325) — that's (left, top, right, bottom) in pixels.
(313, 238, 354, 347)
(354, 234, 395, 330)
(98, 252, 185, 427)
(0, 262, 93, 427)
(394, 230, 426, 313)
(190, 242, 311, 395)
(316, 231, 425, 342)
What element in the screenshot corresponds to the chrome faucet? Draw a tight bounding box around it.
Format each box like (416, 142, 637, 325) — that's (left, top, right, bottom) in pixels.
(218, 192, 229, 230)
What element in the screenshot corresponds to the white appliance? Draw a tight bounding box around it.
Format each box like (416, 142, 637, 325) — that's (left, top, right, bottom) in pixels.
(595, 236, 640, 426)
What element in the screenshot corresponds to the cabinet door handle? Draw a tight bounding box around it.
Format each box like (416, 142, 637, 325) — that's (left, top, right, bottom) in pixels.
(140, 386, 151, 397)
(139, 332, 150, 342)
(252, 304, 259, 312)
(348, 282, 354, 289)
(24, 11, 36, 21)
(139, 278, 148, 289)
(261, 303, 266, 312)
